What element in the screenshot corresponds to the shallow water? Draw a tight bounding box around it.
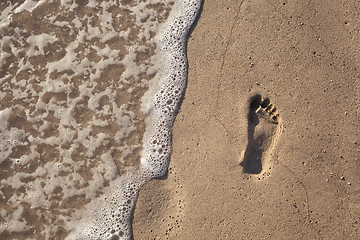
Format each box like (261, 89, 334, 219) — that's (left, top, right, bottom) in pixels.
(0, 0, 200, 239)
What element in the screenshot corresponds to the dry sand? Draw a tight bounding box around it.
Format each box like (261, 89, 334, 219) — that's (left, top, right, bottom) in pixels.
(133, 0, 360, 239)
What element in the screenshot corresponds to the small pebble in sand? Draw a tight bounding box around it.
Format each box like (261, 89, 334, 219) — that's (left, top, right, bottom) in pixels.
(340, 176, 345, 181)
(347, 182, 351, 185)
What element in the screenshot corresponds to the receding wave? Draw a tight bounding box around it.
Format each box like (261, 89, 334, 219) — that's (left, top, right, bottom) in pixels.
(0, 0, 201, 239)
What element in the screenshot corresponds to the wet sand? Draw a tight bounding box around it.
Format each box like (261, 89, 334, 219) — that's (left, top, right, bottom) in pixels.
(133, 0, 360, 239)
(0, 1, 174, 238)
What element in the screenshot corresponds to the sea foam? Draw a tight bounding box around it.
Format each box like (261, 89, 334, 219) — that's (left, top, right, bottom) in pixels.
(67, 1, 202, 239)
(0, 0, 201, 239)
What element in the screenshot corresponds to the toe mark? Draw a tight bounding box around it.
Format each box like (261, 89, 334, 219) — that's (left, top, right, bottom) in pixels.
(261, 98, 270, 108)
(249, 94, 262, 110)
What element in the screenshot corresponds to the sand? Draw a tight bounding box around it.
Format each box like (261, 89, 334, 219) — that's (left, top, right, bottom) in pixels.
(133, 0, 360, 239)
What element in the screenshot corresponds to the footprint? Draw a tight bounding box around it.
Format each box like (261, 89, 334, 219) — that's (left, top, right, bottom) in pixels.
(240, 94, 282, 175)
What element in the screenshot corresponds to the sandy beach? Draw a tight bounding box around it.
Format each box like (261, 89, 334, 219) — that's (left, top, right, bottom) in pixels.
(133, 0, 360, 239)
(0, 0, 358, 239)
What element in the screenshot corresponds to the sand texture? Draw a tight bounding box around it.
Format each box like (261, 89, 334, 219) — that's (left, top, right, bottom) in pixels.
(133, 0, 360, 239)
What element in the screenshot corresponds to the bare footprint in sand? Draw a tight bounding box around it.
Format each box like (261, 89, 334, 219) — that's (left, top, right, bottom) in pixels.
(240, 94, 283, 175)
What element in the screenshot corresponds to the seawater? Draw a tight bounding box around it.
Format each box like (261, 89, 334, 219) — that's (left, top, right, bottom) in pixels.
(0, 0, 201, 239)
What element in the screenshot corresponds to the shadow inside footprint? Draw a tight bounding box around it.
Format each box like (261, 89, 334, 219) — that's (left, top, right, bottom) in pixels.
(241, 94, 278, 174)
(241, 95, 263, 174)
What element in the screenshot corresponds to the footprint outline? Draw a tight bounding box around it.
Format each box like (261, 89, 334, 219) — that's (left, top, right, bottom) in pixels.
(240, 94, 283, 175)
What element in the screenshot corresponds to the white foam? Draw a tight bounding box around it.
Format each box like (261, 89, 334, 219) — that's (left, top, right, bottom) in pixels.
(14, 0, 46, 13)
(140, 0, 202, 177)
(0, 0, 201, 239)
(67, 1, 202, 239)
(26, 33, 58, 56)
